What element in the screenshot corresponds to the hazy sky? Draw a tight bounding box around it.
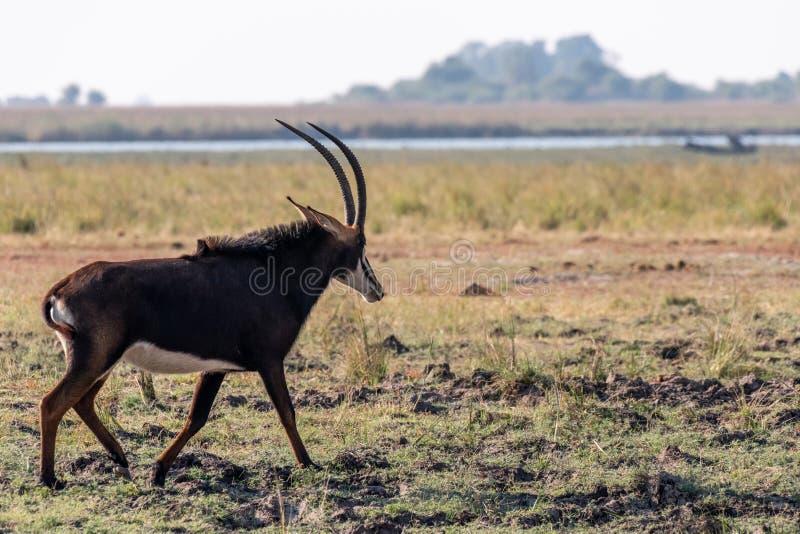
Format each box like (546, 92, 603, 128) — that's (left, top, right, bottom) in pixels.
(2, 0, 798, 105)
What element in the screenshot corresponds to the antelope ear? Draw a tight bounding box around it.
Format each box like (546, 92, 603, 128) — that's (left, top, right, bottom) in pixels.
(287, 196, 317, 222)
(286, 197, 349, 240)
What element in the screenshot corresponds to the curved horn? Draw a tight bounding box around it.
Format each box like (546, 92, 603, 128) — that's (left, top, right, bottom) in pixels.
(275, 119, 355, 224)
(308, 123, 366, 228)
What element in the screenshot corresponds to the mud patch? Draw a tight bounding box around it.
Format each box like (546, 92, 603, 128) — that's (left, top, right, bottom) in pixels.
(222, 394, 249, 408)
(646, 471, 698, 508)
(773, 408, 800, 428)
(614, 406, 649, 431)
(460, 283, 493, 296)
(346, 510, 475, 531)
(63, 451, 119, 478)
(663, 260, 688, 271)
(711, 429, 766, 446)
(651, 339, 693, 360)
(285, 350, 330, 372)
(656, 445, 703, 466)
(423, 362, 454, 381)
(736, 374, 765, 395)
(249, 398, 273, 411)
(141, 422, 175, 439)
(409, 391, 447, 414)
(332, 447, 390, 472)
(469, 368, 497, 388)
(456, 369, 543, 404)
(294, 386, 382, 409)
(220, 394, 272, 411)
(226, 494, 307, 529)
(501, 380, 545, 403)
(170, 451, 249, 491)
(606, 373, 653, 400)
(293, 388, 345, 409)
(10, 420, 38, 436)
(411, 455, 448, 472)
(563, 376, 605, 397)
(631, 262, 657, 272)
(652, 375, 731, 406)
(559, 327, 586, 338)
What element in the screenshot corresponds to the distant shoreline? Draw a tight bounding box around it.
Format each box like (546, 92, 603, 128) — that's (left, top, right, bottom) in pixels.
(2, 134, 799, 154)
(1, 101, 799, 142)
(3, 127, 800, 144)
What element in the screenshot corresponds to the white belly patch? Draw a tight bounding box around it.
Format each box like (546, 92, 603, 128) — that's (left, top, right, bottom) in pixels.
(121, 341, 245, 374)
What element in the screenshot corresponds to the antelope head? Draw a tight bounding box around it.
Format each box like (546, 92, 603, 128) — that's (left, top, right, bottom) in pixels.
(277, 120, 384, 303)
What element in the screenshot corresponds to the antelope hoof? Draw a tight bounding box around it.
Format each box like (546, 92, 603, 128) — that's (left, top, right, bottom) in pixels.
(114, 465, 132, 480)
(39, 475, 65, 490)
(301, 460, 321, 471)
(150, 462, 167, 487)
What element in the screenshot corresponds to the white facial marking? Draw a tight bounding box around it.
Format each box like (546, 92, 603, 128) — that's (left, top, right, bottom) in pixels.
(122, 341, 245, 374)
(340, 249, 381, 302)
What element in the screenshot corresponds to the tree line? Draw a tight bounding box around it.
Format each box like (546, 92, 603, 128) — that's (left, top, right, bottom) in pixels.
(1, 84, 106, 107)
(339, 35, 800, 103)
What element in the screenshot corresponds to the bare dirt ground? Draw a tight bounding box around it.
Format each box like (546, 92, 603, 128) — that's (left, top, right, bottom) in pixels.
(1, 235, 799, 532)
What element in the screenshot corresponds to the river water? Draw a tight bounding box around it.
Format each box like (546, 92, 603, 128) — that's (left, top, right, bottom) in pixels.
(0, 134, 798, 153)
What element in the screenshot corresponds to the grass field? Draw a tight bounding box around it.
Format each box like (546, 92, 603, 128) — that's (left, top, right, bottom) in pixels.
(2, 101, 800, 142)
(1, 148, 799, 532)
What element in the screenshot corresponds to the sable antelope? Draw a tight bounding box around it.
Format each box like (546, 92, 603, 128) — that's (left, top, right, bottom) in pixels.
(39, 121, 384, 488)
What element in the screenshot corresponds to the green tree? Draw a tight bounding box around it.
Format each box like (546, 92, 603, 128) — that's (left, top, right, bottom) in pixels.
(422, 56, 477, 84)
(59, 83, 81, 106)
(87, 90, 107, 106)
